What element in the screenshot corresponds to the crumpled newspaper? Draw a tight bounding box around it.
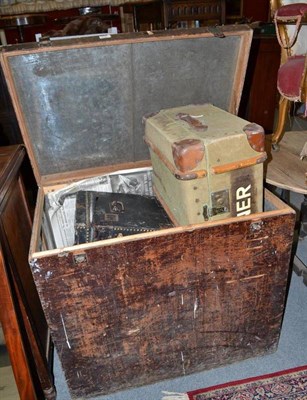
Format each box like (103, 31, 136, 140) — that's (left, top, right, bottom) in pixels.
(44, 167, 153, 249)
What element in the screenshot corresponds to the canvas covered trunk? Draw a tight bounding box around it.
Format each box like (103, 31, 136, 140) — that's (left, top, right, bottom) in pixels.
(0, 26, 296, 399)
(144, 104, 267, 225)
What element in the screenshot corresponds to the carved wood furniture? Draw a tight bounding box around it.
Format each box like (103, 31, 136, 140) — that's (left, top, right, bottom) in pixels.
(0, 145, 55, 400)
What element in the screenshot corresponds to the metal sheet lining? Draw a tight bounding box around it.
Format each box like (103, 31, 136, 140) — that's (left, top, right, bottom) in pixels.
(7, 34, 241, 176)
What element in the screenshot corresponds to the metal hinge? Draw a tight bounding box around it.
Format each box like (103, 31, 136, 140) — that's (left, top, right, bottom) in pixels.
(208, 26, 225, 38)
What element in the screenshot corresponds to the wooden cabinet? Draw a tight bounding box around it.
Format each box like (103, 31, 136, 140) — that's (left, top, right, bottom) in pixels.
(0, 6, 121, 44)
(131, 1, 165, 31)
(0, 66, 22, 145)
(164, 0, 226, 28)
(128, 0, 226, 32)
(0, 145, 55, 400)
(242, 0, 270, 23)
(239, 34, 281, 133)
(128, 0, 269, 32)
(226, 0, 270, 23)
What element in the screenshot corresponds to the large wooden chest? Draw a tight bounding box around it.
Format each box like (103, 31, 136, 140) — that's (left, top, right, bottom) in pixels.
(0, 26, 295, 399)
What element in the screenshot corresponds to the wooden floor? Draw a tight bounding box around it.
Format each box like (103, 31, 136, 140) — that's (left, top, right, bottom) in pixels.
(265, 131, 307, 195)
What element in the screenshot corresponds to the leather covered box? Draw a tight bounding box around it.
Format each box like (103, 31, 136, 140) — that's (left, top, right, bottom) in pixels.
(0, 26, 295, 399)
(144, 103, 266, 225)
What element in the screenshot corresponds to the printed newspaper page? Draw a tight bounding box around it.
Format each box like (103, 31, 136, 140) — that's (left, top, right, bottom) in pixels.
(44, 167, 153, 249)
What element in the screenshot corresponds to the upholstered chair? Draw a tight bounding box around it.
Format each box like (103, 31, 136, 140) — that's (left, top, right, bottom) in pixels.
(271, 0, 307, 150)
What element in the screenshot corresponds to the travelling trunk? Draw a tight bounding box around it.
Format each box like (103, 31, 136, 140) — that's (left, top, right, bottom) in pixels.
(144, 104, 267, 225)
(0, 26, 296, 399)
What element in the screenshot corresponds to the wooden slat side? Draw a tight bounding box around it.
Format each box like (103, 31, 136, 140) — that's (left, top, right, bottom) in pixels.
(228, 28, 253, 115)
(30, 207, 294, 259)
(263, 188, 294, 212)
(29, 188, 45, 256)
(1, 25, 252, 57)
(30, 189, 295, 260)
(31, 210, 295, 397)
(40, 160, 152, 188)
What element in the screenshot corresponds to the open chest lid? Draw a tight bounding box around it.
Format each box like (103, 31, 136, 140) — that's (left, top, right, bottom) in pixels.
(0, 26, 252, 187)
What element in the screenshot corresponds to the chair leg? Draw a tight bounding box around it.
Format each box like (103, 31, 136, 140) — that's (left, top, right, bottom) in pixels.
(280, 188, 290, 204)
(272, 96, 290, 150)
(299, 194, 307, 240)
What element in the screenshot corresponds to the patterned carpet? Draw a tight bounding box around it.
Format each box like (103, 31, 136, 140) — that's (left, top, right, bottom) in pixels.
(162, 365, 307, 399)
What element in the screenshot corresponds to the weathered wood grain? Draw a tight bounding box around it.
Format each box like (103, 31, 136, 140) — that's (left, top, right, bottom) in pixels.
(0, 24, 295, 400)
(31, 207, 295, 398)
(0, 145, 55, 400)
